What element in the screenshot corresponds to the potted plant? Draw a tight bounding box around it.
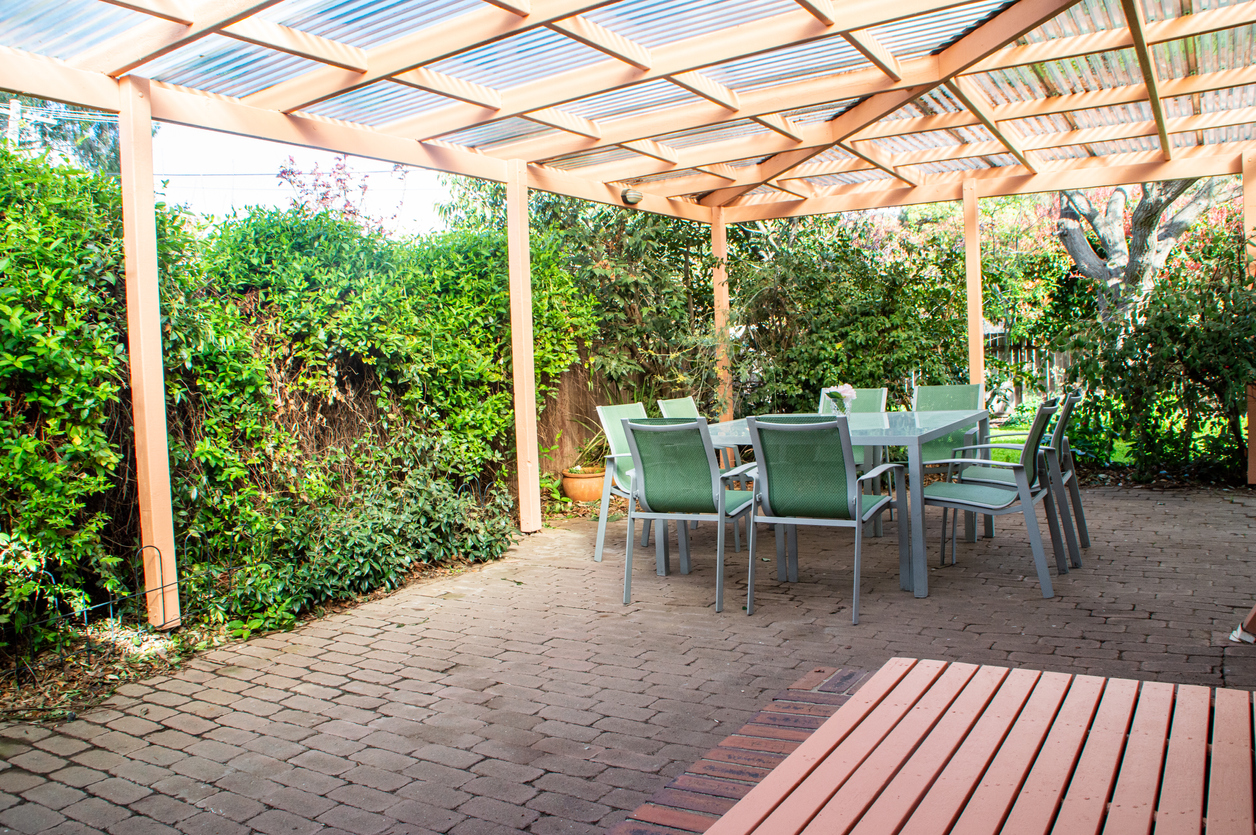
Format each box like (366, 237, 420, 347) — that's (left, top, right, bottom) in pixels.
(562, 432, 609, 502)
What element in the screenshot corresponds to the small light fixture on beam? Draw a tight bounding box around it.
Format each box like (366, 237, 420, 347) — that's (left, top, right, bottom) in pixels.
(621, 187, 643, 205)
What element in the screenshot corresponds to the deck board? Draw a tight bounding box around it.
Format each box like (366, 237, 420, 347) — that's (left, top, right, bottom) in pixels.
(707, 659, 1256, 835)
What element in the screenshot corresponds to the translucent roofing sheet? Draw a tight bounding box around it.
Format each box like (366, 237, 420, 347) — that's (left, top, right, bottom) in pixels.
(782, 100, 859, 126)
(428, 28, 606, 90)
(563, 79, 701, 121)
(868, 0, 1013, 60)
(0, 0, 144, 60)
(137, 36, 322, 100)
(304, 81, 448, 126)
(260, 0, 482, 50)
(545, 145, 642, 171)
(439, 117, 554, 150)
(704, 37, 868, 94)
(584, 0, 799, 50)
(651, 119, 771, 149)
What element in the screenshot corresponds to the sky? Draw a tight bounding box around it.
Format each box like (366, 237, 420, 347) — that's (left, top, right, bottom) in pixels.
(151, 123, 455, 235)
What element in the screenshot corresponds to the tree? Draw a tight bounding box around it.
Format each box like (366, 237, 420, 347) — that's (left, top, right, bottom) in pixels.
(1, 95, 121, 173)
(1056, 177, 1241, 320)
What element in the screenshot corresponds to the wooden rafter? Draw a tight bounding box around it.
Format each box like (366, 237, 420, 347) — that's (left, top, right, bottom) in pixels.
(945, 77, 1038, 172)
(548, 16, 652, 70)
(483, 0, 531, 15)
(621, 138, 679, 164)
(700, 0, 1084, 206)
(487, 0, 1256, 166)
(97, 0, 193, 25)
(224, 18, 368, 73)
(243, 0, 615, 112)
(73, 0, 285, 76)
(669, 72, 740, 110)
(1121, 0, 1172, 160)
(386, 0, 969, 141)
(394, 67, 502, 110)
(753, 114, 804, 141)
(839, 140, 919, 186)
(792, 0, 836, 25)
(843, 29, 902, 81)
(524, 108, 602, 139)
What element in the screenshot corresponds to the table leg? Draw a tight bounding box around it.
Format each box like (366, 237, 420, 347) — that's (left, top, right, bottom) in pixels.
(907, 442, 926, 596)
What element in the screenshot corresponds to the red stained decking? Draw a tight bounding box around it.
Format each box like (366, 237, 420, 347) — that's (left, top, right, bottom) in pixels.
(701, 657, 1256, 835)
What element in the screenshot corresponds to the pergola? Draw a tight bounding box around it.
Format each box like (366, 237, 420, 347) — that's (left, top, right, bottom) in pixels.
(6, 0, 1256, 626)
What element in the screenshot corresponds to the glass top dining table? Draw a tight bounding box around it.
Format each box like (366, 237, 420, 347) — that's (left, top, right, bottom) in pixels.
(709, 410, 990, 598)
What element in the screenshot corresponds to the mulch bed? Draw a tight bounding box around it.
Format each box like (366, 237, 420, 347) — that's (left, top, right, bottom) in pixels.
(608, 666, 869, 834)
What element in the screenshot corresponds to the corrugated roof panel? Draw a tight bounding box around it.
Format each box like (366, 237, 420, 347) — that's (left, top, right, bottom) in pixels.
(584, 0, 798, 50)
(1070, 102, 1153, 128)
(304, 81, 447, 126)
(651, 119, 771, 149)
(564, 78, 701, 120)
(428, 28, 606, 89)
(0, 0, 146, 60)
(1035, 144, 1091, 162)
(1199, 83, 1256, 110)
(260, 0, 482, 49)
(1085, 135, 1162, 155)
(439, 116, 553, 150)
(869, 0, 1012, 60)
(1018, 0, 1124, 43)
(546, 145, 643, 170)
(1005, 113, 1080, 137)
(808, 168, 894, 186)
(1202, 123, 1256, 142)
(137, 35, 322, 99)
(704, 37, 869, 93)
(904, 156, 993, 176)
(809, 146, 858, 164)
(782, 100, 859, 126)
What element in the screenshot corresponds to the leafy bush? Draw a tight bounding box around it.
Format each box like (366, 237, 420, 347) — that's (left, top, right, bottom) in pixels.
(1064, 202, 1255, 480)
(730, 216, 969, 415)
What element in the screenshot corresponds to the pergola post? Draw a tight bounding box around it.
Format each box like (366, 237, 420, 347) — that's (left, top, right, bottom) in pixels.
(1244, 152, 1256, 484)
(119, 76, 180, 628)
(963, 179, 984, 390)
(507, 159, 542, 532)
(712, 208, 733, 421)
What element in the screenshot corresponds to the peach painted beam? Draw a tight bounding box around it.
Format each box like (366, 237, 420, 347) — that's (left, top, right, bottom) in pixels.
(844, 29, 902, 81)
(97, 0, 193, 25)
(524, 108, 602, 139)
(723, 146, 1252, 220)
(484, 0, 531, 15)
(964, 180, 983, 388)
(394, 67, 503, 110)
(753, 113, 804, 141)
(548, 15, 652, 70)
(118, 76, 180, 629)
(73, 0, 285, 76)
(946, 77, 1038, 172)
(244, 0, 617, 112)
(712, 209, 733, 421)
(393, 0, 972, 143)
(528, 165, 712, 221)
(621, 138, 679, 164)
(223, 17, 368, 72)
(506, 159, 542, 534)
(1120, 0, 1172, 160)
(842, 140, 919, 186)
(669, 71, 740, 111)
(792, 0, 836, 25)
(0, 46, 121, 112)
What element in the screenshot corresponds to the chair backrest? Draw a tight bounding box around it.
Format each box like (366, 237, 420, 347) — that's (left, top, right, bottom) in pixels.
(1020, 398, 1059, 488)
(819, 387, 888, 415)
(748, 415, 857, 520)
(913, 384, 982, 412)
(622, 417, 720, 514)
(1050, 389, 1084, 450)
(658, 396, 700, 419)
(596, 403, 647, 489)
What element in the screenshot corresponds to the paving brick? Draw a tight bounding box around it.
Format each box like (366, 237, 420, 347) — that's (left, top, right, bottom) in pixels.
(22, 780, 86, 810)
(0, 802, 67, 834)
(245, 809, 323, 835)
(61, 796, 131, 829)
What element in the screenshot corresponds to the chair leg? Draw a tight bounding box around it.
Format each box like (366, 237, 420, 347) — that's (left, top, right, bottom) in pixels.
(939, 508, 949, 567)
(678, 520, 691, 575)
(655, 520, 671, 576)
(715, 512, 726, 613)
(595, 476, 614, 563)
(642, 519, 652, 548)
(984, 514, 994, 539)
(786, 525, 799, 584)
(1066, 468, 1090, 548)
(776, 525, 788, 582)
(1042, 489, 1068, 575)
(746, 511, 757, 616)
(852, 522, 862, 626)
(964, 510, 976, 543)
(1018, 489, 1055, 598)
(733, 515, 741, 553)
(1049, 460, 1081, 569)
(949, 513, 959, 566)
(623, 504, 636, 605)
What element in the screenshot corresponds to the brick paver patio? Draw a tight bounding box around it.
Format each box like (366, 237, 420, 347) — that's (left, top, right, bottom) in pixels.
(1, 486, 1254, 834)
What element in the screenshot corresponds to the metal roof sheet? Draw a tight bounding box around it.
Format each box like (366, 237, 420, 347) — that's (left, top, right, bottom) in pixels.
(137, 36, 321, 99)
(584, 0, 799, 50)
(304, 81, 449, 126)
(0, 0, 143, 60)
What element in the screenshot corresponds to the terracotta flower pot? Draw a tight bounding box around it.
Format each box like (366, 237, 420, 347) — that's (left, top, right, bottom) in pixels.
(561, 469, 605, 502)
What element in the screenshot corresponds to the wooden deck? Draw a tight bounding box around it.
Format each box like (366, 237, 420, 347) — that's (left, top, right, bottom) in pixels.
(703, 657, 1256, 835)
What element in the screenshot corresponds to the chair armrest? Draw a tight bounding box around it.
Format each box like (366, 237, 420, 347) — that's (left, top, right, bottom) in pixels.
(924, 458, 1025, 470)
(950, 443, 1029, 453)
(857, 462, 903, 484)
(721, 462, 758, 481)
